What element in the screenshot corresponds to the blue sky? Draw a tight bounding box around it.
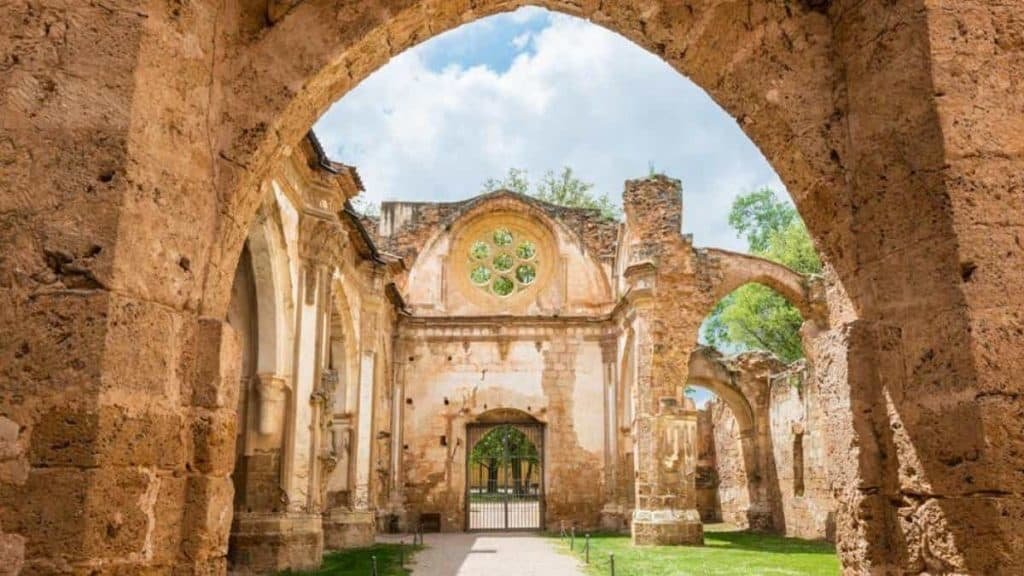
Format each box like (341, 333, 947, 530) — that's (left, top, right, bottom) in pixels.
(419, 8, 551, 73)
(314, 7, 788, 407)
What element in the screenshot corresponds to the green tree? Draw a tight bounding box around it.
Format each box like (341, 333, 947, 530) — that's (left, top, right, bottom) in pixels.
(482, 168, 530, 196)
(701, 188, 822, 362)
(482, 167, 622, 221)
(469, 425, 538, 496)
(727, 187, 797, 253)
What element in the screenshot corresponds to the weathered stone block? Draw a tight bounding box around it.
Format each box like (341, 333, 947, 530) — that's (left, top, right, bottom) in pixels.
(30, 406, 184, 470)
(229, 512, 324, 574)
(0, 415, 27, 485)
(101, 294, 187, 402)
(237, 451, 284, 512)
(630, 508, 703, 546)
(188, 410, 238, 476)
(152, 472, 189, 565)
(191, 319, 242, 409)
(182, 475, 234, 563)
(0, 467, 152, 563)
(0, 531, 25, 576)
(0, 291, 108, 396)
(904, 494, 1024, 576)
(323, 510, 375, 550)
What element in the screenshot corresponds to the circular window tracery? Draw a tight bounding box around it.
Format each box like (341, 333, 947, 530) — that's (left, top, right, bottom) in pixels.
(516, 241, 536, 260)
(493, 228, 513, 247)
(470, 265, 492, 285)
(516, 264, 536, 285)
(466, 226, 542, 297)
(471, 241, 491, 261)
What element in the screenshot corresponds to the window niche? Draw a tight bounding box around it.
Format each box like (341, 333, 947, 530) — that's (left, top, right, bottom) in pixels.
(793, 431, 805, 497)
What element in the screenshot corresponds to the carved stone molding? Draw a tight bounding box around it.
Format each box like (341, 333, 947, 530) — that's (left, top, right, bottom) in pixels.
(599, 335, 618, 364)
(299, 212, 348, 269)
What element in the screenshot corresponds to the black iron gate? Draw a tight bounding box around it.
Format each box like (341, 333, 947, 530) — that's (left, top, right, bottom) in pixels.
(466, 422, 544, 531)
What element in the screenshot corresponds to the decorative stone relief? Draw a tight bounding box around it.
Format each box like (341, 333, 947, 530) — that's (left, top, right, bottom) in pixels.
(299, 213, 348, 269)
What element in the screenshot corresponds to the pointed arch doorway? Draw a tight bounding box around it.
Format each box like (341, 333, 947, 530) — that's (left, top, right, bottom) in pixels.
(466, 410, 545, 531)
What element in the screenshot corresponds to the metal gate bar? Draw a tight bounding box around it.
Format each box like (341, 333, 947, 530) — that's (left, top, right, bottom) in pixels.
(466, 422, 544, 531)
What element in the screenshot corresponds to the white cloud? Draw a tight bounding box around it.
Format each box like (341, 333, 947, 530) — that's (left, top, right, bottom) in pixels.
(511, 32, 533, 50)
(315, 12, 786, 252)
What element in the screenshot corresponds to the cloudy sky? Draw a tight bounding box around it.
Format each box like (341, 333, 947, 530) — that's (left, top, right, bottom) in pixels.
(313, 7, 788, 252)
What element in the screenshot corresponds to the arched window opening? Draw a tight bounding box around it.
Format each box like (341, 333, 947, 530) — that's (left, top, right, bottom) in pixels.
(687, 385, 754, 530)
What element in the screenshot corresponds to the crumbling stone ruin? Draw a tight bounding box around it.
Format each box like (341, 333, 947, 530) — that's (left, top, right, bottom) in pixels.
(2, 2, 1021, 575)
(693, 350, 836, 540)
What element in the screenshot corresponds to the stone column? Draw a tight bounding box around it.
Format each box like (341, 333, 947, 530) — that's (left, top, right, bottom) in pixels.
(255, 373, 289, 436)
(599, 334, 627, 531)
(322, 290, 378, 549)
(321, 325, 367, 549)
(328, 290, 385, 547)
(622, 176, 704, 545)
(232, 214, 340, 573)
(353, 350, 376, 511)
(386, 337, 410, 529)
(629, 320, 703, 545)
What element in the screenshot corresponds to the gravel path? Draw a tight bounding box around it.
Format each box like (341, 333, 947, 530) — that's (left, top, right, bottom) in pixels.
(379, 532, 586, 576)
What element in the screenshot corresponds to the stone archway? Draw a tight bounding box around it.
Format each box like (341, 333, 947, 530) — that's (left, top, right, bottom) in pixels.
(465, 413, 546, 532)
(2, 2, 1021, 574)
(204, 1, 841, 316)
(696, 248, 826, 327)
(687, 347, 777, 532)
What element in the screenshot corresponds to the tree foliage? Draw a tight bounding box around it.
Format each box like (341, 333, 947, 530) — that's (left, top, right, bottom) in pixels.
(701, 187, 822, 363)
(727, 188, 798, 253)
(483, 167, 622, 221)
(470, 425, 538, 466)
(469, 425, 539, 495)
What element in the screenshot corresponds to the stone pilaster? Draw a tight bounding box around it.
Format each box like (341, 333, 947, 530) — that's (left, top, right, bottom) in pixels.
(384, 337, 411, 530)
(631, 396, 704, 545)
(623, 176, 703, 545)
(254, 373, 289, 436)
(231, 211, 352, 571)
(599, 335, 628, 532)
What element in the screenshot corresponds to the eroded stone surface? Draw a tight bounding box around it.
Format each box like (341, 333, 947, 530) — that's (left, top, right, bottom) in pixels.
(1, 1, 1021, 574)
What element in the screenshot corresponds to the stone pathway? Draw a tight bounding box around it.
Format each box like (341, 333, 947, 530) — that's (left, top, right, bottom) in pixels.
(379, 533, 586, 576)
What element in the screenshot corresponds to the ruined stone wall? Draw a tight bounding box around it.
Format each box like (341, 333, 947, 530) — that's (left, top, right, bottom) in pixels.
(769, 365, 836, 541)
(3, 1, 1021, 571)
(398, 322, 610, 532)
(620, 176, 706, 545)
(694, 408, 720, 522)
(222, 143, 393, 572)
(378, 193, 619, 283)
(391, 193, 616, 318)
(707, 400, 751, 528)
(691, 351, 837, 539)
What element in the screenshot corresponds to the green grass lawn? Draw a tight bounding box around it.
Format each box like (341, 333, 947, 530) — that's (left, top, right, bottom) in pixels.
(278, 543, 420, 576)
(554, 525, 839, 576)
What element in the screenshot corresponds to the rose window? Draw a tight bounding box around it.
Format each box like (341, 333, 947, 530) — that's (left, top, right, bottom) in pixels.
(468, 227, 539, 297)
